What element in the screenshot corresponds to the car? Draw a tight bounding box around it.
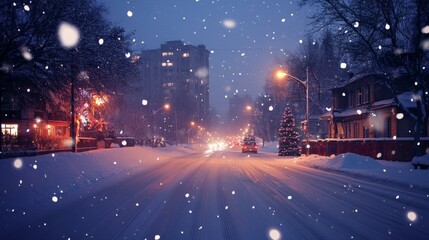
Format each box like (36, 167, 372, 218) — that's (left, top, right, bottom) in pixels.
(242, 141, 258, 153)
(242, 136, 258, 153)
(150, 137, 166, 147)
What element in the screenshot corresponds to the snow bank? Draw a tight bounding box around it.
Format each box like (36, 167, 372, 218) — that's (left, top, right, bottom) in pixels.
(243, 141, 427, 189)
(297, 153, 429, 188)
(323, 153, 382, 170)
(411, 154, 429, 166)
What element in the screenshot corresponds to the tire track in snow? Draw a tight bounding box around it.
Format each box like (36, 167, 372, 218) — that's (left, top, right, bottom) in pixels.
(238, 158, 429, 239)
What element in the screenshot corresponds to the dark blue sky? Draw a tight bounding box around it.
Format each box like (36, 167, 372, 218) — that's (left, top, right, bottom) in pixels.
(101, 0, 310, 113)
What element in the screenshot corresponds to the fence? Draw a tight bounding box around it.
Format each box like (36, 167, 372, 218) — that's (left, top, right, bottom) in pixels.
(0, 137, 97, 159)
(76, 137, 97, 152)
(305, 138, 429, 162)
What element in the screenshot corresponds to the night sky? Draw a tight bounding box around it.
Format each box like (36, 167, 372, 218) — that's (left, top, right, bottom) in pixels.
(101, 0, 311, 114)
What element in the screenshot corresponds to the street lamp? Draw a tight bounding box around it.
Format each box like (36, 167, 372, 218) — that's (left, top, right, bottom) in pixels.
(276, 67, 310, 156)
(151, 103, 170, 138)
(188, 121, 196, 144)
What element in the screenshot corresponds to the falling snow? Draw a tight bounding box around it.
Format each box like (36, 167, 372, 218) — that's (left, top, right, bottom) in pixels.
(57, 22, 80, 48)
(1, 0, 429, 239)
(13, 159, 23, 169)
(222, 19, 236, 29)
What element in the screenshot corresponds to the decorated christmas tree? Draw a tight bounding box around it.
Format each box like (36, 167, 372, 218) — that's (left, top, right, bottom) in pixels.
(278, 107, 301, 156)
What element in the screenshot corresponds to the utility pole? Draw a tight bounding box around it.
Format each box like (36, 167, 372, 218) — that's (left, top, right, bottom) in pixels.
(71, 73, 76, 153)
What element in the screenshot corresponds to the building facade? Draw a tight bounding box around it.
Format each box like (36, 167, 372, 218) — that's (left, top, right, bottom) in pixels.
(321, 73, 420, 139)
(140, 41, 210, 142)
(1, 86, 70, 152)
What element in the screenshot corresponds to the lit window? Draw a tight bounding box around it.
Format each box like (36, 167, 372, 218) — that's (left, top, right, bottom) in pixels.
(183, 53, 190, 58)
(162, 52, 174, 56)
(162, 82, 175, 87)
(161, 62, 173, 67)
(1, 124, 18, 136)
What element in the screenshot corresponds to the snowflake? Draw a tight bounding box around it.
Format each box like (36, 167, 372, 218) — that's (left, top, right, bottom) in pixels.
(58, 22, 80, 48)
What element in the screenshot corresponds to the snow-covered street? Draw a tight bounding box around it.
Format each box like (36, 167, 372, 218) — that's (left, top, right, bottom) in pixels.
(1, 145, 428, 239)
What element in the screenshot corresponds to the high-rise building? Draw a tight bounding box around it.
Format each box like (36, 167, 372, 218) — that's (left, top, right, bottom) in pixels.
(140, 40, 210, 142)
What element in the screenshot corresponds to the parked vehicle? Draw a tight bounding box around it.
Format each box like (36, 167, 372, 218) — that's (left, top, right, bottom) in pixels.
(150, 137, 166, 147)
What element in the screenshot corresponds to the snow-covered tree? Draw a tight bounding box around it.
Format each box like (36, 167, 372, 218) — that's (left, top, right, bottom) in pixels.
(278, 107, 301, 156)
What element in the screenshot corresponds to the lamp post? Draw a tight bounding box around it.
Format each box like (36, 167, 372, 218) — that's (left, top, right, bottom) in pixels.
(151, 103, 170, 138)
(187, 121, 196, 144)
(276, 67, 310, 156)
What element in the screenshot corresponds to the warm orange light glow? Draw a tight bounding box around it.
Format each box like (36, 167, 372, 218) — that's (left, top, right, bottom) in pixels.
(275, 70, 287, 79)
(246, 105, 252, 111)
(191, 121, 196, 126)
(93, 95, 107, 106)
(164, 103, 170, 110)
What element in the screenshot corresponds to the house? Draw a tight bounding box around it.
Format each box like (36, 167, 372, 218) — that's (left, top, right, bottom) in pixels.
(321, 73, 420, 139)
(1, 84, 70, 152)
(314, 73, 429, 161)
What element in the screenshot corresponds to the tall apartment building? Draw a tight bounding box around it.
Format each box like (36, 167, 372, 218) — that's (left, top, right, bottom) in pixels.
(140, 41, 210, 142)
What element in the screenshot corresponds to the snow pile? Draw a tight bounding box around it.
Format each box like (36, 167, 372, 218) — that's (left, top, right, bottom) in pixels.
(298, 153, 429, 188)
(323, 153, 382, 170)
(411, 154, 429, 166)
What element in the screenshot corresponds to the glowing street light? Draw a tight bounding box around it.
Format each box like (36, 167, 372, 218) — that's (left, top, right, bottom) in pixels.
(163, 103, 170, 110)
(151, 103, 171, 138)
(275, 70, 287, 79)
(188, 121, 197, 144)
(276, 67, 310, 156)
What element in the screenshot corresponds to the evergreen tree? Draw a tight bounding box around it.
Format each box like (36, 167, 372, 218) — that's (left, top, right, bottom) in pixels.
(278, 107, 301, 156)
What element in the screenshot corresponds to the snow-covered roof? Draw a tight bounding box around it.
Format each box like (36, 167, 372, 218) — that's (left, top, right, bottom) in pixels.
(335, 108, 370, 118)
(331, 73, 384, 90)
(319, 111, 332, 120)
(321, 91, 417, 120)
(320, 108, 370, 120)
(397, 91, 417, 109)
(372, 91, 417, 109)
(412, 154, 429, 165)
